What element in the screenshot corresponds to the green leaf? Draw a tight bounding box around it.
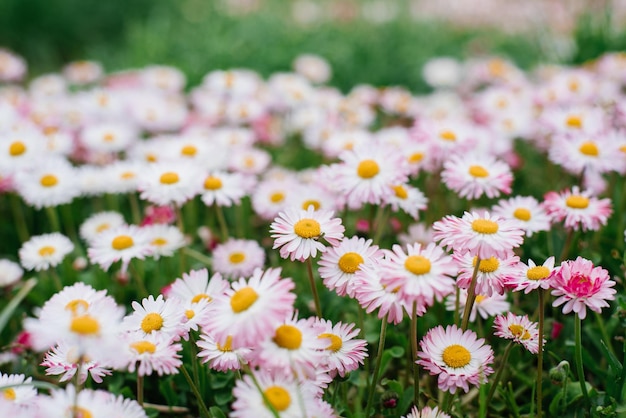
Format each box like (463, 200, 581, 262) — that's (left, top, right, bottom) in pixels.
(158, 377, 179, 406)
(600, 340, 623, 376)
(209, 406, 227, 418)
(214, 390, 233, 406)
(0, 278, 37, 334)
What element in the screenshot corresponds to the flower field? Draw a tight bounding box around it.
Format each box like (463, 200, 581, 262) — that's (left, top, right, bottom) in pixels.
(1, 2, 626, 418)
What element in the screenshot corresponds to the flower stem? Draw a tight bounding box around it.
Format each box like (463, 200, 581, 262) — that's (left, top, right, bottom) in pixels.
(10, 193, 29, 242)
(182, 247, 213, 267)
(129, 192, 142, 225)
(45, 205, 61, 232)
(410, 302, 421, 408)
(461, 256, 481, 331)
(365, 314, 388, 417)
(243, 365, 280, 418)
(137, 374, 144, 406)
(215, 204, 229, 242)
(537, 289, 546, 418)
(180, 365, 212, 418)
(574, 313, 591, 412)
(306, 257, 322, 318)
(486, 342, 514, 404)
(176, 205, 187, 272)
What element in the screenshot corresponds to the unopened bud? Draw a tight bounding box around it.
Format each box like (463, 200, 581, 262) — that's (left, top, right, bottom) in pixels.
(549, 360, 570, 385)
(381, 391, 399, 409)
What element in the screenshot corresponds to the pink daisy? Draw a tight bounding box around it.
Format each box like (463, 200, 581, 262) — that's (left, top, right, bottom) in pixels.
(116, 331, 182, 376)
(417, 324, 494, 394)
(384, 182, 428, 219)
(403, 405, 451, 418)
(453, 252, 522, 297)
(491, 195, 552, 237)
(196, 332, 252, 372)
(309, 317, 368, 378)
(270, 206, 345, 261)
(41, 340, 112, 384)
(548, 131, 622, 175)
(211, 239, 266, 279)
(433, 211, 525, 259)
(441, 153, 513, 200)
(550, 257, 617, 319)
(543, 186, 612, 231)
(506, 257, 556, 294)
(494, 313, 543, 354)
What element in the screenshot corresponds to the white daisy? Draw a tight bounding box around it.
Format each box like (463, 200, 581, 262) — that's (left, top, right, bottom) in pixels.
(14, 157, 80, 209)
(87, 224, 152, 273)
(79, 211, 126, 244)
(200, 170, 253, 207)
(18, 233, 74, 271)
(143, 224, 186, 259)
(137, 161, 204, 206)
(0, 259, 23, 287)
(212, 239, 266, 279)
(122, 294, 186, 339)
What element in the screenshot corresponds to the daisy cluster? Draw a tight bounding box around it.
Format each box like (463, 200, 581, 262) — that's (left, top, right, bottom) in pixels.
(0, 47, 624, 416)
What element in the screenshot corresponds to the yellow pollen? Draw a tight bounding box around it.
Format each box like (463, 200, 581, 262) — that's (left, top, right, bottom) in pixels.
(508, 324, 530, 340)
(302, 200, 321, 211)
(95, 223, 110, 233)
(217, 335, 233, 352)
(620, 145, 626, 154)
(496, 98, 508, 109)
(526, 266, 550, 281)
(192, 293, 211, 303)
(204, 176, 222, 190)
(273, 324, 303, 350)
(293, 218, 321, 238)
(151, 238, 167, 246)
(475, 257, 499, 273)
(338, 252, 364, 274)
(439, 130, 457, 141)
(160, 172, 179, 184)
(181, 145, 197, 157)
(70, 315, 100, 335)
(229, 252, 246, 264)
(141, 312, 164, 333)
(146, 153, 157, 162)
(69, 407, 93, 418)
(579, 141, 599, 156)
(475, 295, 486, 303)
(111, 235, 134, 250)
(318, 333, 343, 352)
(270, 192, 285, 203)
(9, 141, 26, 156)
(468, 165, 489, 178)
(230, 287, 259, 313)
(404, 255, 432, 275)
(565, 195, 589, 209)
(3, 388, 16, 401)
(488, 59, 506, 77)
(40, 174, 58, 187)
(38, 245, 56, 257)
(569, 79, 580, 92)
(357, 159, 380, 179)
(185, 309, 195, 319)
(120, 171, 135, 180)
(442, 344, 471, 368)
(130, 340, 156, 354)
(471, 219, 499, 234)
(392, 185, 408, 199)
(65, 299, 89, 314)
(566, 115, 583, 129)
(244, 156, 255, 168)
(102, 133, 115, 142)
(409, 152, 424, 163)
(513, 208, 532, 221)
(263, 386, 291, 412)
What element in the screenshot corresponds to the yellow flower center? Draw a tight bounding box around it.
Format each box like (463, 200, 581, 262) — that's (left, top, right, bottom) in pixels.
(159, 172, 179, 184)
(565, 195, 589, 209)
(65, 299, 89, 314)
(70, 315, 100, 335)
(263, 386, 291, 412)
(131, 340, 157, 354)
(409, 152, 424, 163)
(475, 257, 499, 273)
(38, 245, 56, 257)
(392, 185, 408, 199)
(185, 309, 195, 319)
(3, 388, 16, 401)
(40, 174, 58, 187)
(102, 133, 115, 142)
(273, 325, 302, 350)
(293, 218, 321, 238)
(579, 141, 599, 156)
(9, 141, 26, 156)
(217, 335, 233, 352)
(230, 287, 259, 313)
(566, 115, 582, 129)
(270, 192, 285, 203)
(526, 266, 550, 281)
(112, 235, 134, 250)
(192, 293, 211, 303)
(404, 255, 432, 275)
(141, 313, 164, 333)
(302, 200, 321, 211)
(95, 223, 110, 233)
(68, 407, 93, 418)
(475, 295, 486, 303)
(229, 252, 246, 264)
(442, 344, 471, 368)
(357, 159, 380, 179)
(468, 165, 489, 178)
(151, 238, 167, 246)
(146, 153, 157, 163)
(338, 252, 364, 274)
(471, 219, 499, 234)
(120, 171, 135, 180)
(181, 145, 197, 157)
(439, 130, 457, 141)
(508, 324, 531, 340)
(204, 176, 222, 190)
(513, 208, 532, 221)
(318, 333, 343, 352)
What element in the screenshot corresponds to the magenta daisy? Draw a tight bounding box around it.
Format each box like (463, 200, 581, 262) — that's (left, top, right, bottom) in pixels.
(543, 186, 612, 231)
(433, 211, 525, 259)
(309, 317, 368, 378)
(507, 257, 556, 294)
(270, 205, 345, 261)
(491, 195, 552, 237)
(494, 313, 543, 354)
(454, 252, 522, 297)
(550, 257, 617, 319)
(212, 239, 266, 279)
(417, 324, 494, 394)
(318, 236, 383, 297)
(441, 153, 513, 200)
(445, 290, 510, 322)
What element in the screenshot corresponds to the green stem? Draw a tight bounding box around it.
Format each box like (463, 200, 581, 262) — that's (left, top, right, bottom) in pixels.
(129, 193, 142, 225)
(45, 205, 61, 232)
(486, 342, 515, 404)
(49, 268, 63, 291)
(306, 257, 322, 318)
(365, 314, 389, 417)
(215, 204, 229, 242)
(10, 193, 29, 242)
(410, 302, 421, 408)
(574, 313, 591, 413)
(372, 206, 388, 244)
(243, 365, 280, 418)
(594, 311, 617, 359)
(137, 374, 144, 406)
(182, 247, 213, 267)
(558, 229, 574, 263)
(461, 256, 481, 331)
(180, 365, 212, 418)
(454, 286, 460, 326)
(537, 289, 546, 418)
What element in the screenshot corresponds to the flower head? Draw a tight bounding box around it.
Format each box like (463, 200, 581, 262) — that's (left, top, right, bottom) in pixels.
(494, 313, 543, 354)
(543, 186, 612, 231)
(441, 153, 513, 200)
(18, 233, 74, 272)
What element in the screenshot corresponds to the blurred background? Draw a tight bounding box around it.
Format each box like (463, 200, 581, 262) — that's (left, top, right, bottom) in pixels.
(0, 0, 624, 91)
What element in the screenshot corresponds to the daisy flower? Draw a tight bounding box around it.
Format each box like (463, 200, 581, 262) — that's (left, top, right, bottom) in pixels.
(384, 182, 428, 219)
(318, 236, 383, 297)
(100, 160, 144, 194)
(289, 182, 339, 213)
(137, 162, 203, 207)
(379, 243, 457, 306)
(228, 146, 271, 175)
(441, 153, 513, 200)
(543, 186, 612, 231)
(309, 318, 368, 378)
(417, 324, 494, 394)
(196, 332, 252, 372)
(0, 373, 36, 404)
(143, 224, 186, 259)
(80, 121, 138, 154)
(453, 252, 522, 297)
(507, 257, 556, 294)
(37, 385, 108, 418)
(494, 313, 542, 354)
(122, 294, 186, 339)
(433, 211, 525, 259)
(14, 157, 80, 209)
(79, 211, 126, 244)
(403, 405, 451, 418)
(270, 206, 345, 261)
(548, 131, 622, 175)
(107, 393, 148, 418)
(200, 170, 252, 207)
(18, 233, 74, 272)
(87, 224, 152, 273)
(445, 290, 510, 322)
(166, 268, 229, 307)
(0, 131, 45, 172)
(0, 259, 23, 287)
(41, 340, 112, 384)
(550, 257, 617, 319)
(251, 177, 300, 221)
(116, 331, 182, 376)
(398, 223, 434, 247)
(203, 267, 296, 347)
(212, 239, 266, 279)
(491, 195, 552, 237)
